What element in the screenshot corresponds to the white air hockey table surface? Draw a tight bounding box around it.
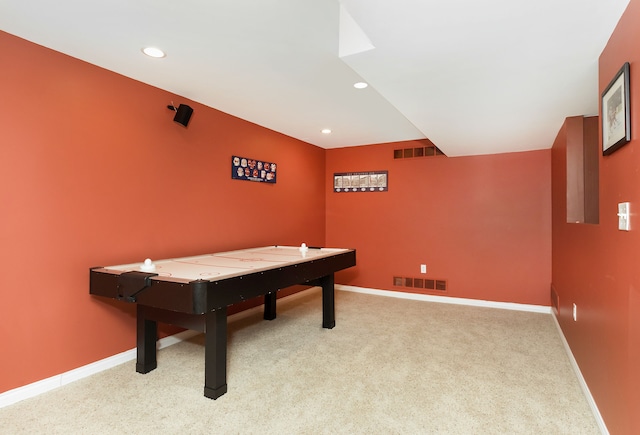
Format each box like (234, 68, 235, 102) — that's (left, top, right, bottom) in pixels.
(102, 245, 351, 283)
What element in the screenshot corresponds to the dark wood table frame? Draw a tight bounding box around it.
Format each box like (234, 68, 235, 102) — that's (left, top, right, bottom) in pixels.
(90, 248, 356, 399)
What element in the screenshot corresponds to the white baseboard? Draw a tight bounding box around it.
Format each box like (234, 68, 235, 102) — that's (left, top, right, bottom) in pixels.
(337, 285, 606, 434)
(0, 291, 318, 409)
(0, 329, 199, 409)
(336, 284, 552, 314)
(2, 284, 598, 427)
(550, 312, 608, 435)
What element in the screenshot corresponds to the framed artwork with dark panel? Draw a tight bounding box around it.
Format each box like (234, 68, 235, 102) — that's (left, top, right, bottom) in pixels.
(602, 62, 631, 155)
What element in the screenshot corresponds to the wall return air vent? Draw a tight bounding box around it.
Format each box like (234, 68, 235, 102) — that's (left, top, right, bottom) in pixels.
(394, 145, 445, 159)
(393, 276, 447, 292)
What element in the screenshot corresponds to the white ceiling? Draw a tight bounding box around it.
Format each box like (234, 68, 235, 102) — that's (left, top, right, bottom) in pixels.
(0, 0, 630, 156)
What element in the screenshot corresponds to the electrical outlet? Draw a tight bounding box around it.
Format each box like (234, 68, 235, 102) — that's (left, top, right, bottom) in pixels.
(573, 303, 577, 321)
(420, 264, 427, 274)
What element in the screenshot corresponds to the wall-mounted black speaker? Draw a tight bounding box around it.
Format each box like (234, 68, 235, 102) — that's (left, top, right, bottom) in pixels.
(173, 104, 193, 127)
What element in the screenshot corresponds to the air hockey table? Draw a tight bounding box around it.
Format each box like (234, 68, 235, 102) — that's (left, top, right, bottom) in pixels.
(89, 245, 356, 399)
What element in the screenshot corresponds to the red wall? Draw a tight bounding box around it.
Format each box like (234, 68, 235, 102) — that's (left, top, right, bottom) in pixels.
(6, 5, 637, 429)
(325, 141, 552, 306)
(0, 31, 326, 394)
(552, 1, 640, 433)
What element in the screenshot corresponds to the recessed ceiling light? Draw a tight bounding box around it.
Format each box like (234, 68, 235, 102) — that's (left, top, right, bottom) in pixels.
(353, 82, 368, 89)
(142, 47, 166, 58)
(321, 128, 332, 134)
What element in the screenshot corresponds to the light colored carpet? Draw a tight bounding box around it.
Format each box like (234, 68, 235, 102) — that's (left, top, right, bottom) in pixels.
(1, 288, 599, 434)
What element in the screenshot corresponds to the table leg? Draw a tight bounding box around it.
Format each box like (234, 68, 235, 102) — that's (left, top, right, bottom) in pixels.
(204, 307, 228, 399)
(136, 305, 158, 373)
(264, 292, 277, 320)
(320, 274, 336, 329)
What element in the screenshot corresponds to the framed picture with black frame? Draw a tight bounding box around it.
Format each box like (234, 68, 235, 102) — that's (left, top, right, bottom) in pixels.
(602, 62, 631, 155)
